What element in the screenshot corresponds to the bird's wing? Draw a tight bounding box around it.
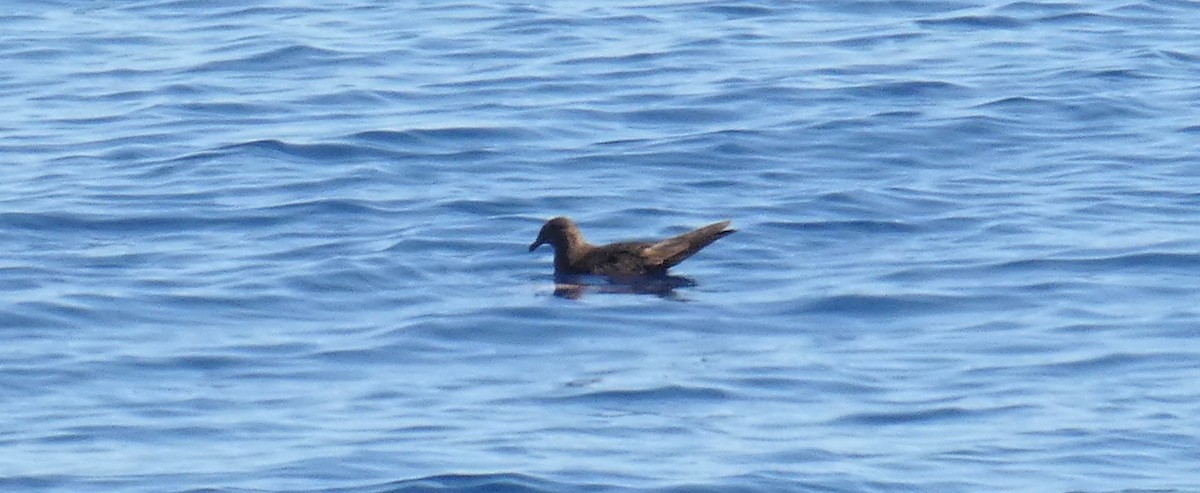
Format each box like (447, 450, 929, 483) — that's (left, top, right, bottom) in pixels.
(640, 220, 734, 269)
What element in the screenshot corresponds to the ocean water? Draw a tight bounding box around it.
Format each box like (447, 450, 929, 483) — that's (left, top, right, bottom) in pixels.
(3, 1, 1200, 492)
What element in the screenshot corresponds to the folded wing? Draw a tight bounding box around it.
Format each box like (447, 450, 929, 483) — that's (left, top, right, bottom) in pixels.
(640, 220, 735, 270)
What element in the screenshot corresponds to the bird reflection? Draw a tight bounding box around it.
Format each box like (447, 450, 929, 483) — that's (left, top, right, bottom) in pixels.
(550, 273, 696, 300)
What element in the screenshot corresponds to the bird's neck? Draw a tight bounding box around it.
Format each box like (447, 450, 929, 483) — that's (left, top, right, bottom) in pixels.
(553, 241, 589, 273)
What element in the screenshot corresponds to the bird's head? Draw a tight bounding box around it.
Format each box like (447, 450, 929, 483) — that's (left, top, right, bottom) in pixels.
(529, 216, 583, 252)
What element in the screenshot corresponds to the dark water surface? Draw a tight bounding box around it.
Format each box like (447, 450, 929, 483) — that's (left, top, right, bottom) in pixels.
(3, 1, 1199, 492)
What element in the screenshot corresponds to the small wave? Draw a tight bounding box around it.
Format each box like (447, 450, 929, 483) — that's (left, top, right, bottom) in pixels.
(814, 0, 971, 15)
(223, 139, 378, 161)
(175, 101, 283, 116)
(6, 47, 70, 62)
(974, 96, 1059, 111)
(489, 15, 595, 36)
(553, 385, 732, 404)
(1027, 352, 1189, 377)
(997, 1, 1081, 15)
(836, 405, 1027, 426)
(844, 80, 969, 99)
(620, 107, 738, 125)
(558, 50, 668, 67)
(917, 15, 1027, 29)
(1040, 12, 1114, 24)
(801, 293, 980, 316)
(830, 32, 925, 48)
(994, 252, 1200, 272)
(0, 211, 291, 234)
(760, 220, 919, 234)
(0, 305, 75, 330)
(1161, 50, 1200, 63)
(350, 127, 540, 147)
(0, 476, 70, 492)
(192, 45, 353, 73)
(358, 473, 569, 493)
(701, 5, 777, 18)
(262, 198, 385, 217)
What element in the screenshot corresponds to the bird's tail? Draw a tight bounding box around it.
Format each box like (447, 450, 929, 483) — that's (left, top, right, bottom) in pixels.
(644, 220, 735, 269)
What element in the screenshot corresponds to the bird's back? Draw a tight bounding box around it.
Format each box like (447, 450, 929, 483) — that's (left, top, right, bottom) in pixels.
(570, 220, 734, 276)
(575, 241, 659, 276)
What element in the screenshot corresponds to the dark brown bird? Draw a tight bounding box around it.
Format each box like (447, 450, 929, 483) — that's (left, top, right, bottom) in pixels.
(529, 216, 735, 276)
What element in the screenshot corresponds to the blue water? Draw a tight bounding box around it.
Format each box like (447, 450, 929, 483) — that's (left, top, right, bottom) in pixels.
(3, 1, 1200, 492)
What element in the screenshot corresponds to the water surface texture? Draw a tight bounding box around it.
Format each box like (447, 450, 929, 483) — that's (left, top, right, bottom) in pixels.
(3, 1, 1200, 492)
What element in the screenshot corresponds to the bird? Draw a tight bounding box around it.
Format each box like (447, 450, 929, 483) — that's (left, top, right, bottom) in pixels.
(529, 216, 734, 277)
